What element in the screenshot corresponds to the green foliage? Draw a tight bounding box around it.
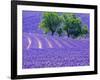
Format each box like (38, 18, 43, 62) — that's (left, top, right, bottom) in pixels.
(40, 12, 88, 38)
(62, 13, 82, 38)
(81, 25, 88, 36)
(57, 28, 63, 36)
(40, 22, 49, 34)
(40, 12, 62, 35)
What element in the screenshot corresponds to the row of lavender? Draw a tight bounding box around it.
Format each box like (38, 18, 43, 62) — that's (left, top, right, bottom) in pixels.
(22, 32, 89, 68)
(23, 32, 89, 50)
(23, 48, 89, 68)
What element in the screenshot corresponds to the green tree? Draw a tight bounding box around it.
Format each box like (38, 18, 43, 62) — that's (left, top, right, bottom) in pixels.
(40, 12, 62, 35)
(62, 13, 82, 38)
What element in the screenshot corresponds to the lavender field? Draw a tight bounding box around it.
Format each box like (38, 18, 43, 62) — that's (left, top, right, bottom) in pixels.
(22, 11, 90, 69)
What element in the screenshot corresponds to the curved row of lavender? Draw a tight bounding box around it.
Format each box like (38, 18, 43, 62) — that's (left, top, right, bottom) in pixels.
(22, 11, 90, 69)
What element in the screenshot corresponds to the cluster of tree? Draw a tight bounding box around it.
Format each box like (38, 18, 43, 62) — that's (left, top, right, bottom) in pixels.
(39, 12, 88, 38)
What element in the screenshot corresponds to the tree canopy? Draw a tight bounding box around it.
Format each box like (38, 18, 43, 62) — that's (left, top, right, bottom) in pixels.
(40, 12, 62, 35)
(62, 13, 82, 38)
(40, 12, 88, 38)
